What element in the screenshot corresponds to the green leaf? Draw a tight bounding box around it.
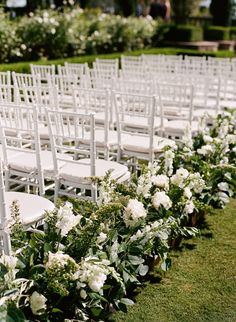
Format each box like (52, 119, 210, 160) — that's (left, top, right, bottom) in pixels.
(91, 307, 102, 317)
(128, 255, 144, 265)
(161, 258, 171, 272)
(120, 298, 134, 306)
(7, 305, 26, 322)
(52, 308, 63, 313)
(138, 264, 149, 276)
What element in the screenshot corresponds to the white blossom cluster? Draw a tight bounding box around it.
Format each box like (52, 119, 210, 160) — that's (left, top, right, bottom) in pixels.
(56, 202, 81, 237)
(75, 257, 110, 295)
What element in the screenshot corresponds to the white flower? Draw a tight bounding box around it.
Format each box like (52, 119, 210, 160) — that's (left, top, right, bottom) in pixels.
(88, 272, 107, 293)
(203, 135, 213, 144)
(184, 187, 192, 199)
(30, 291, 47, 315)
(152, 191, 172, 210)
(123, 199, 147, 227)
(171, 168, 189, 188)
(220, 157, 229, 165)
(218, 182, 229, 191)
(182, 124, 193, 149)
(80, 289, 87, 299)
(217, 191, 229, 205)
(164, 149, 175, 176)
(96, 232, 107, 244)
(197, 144, 214, 156)
(46, 252, 76, 269)
(137, 174, 152, 198)
(51, 28, 56, 34)
(152, 175, 169, 190)
(56, 202, 81, 237)
(0, 254, 17, 271)
(184, 200, 195, 214)
(189, 173, 205, 194)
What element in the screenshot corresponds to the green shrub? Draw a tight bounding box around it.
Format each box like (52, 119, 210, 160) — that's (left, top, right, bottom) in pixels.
(0, 48, 233, 74)
(204, 26, 230, 41)
(165, 25, 203, 42)
(230, 27, 236, 40)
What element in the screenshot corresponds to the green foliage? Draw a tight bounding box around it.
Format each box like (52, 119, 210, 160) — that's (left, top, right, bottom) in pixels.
(0, 48, 234, 74)
(171, 0, 201, 24)
(0, 6, 157, 63)
(210, 0, 234, 26)
(165, 25, 203, 42)
(230, 26, 236, 40)
(204, 26, 230, 40)
(115, 199, 236, 322)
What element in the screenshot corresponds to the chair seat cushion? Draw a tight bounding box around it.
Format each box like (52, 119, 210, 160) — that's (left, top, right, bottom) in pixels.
(59, 159, 129, 184)
(7, 150, 72, 177)
(122, 115, 168, 131)
(121, 134, 175, 154)
(80, 129, 118, 147)
(5, 191, 54, 226)
(164, 120, 199, 134)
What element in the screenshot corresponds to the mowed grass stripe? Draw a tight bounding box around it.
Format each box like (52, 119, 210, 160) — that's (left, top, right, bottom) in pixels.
(113, 199, 236, 322)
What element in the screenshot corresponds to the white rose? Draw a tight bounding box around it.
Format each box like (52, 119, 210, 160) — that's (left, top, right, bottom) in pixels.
(203, 135, 213, 143)
(152, 175, 169, 190)
(184, 200, 195, 214)
(30, 291, 47, 315)
(184, 187, 192, 199)
(217, 191, 229, 204)
(152, 191, 172, 210)
(88, 272, 107, 293)
(123, 199, 147, 227)
(218, 182, 229, 191)
(171, 168, 189, 188)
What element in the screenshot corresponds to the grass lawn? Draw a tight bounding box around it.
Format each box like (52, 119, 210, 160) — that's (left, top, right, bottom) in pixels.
(113, 199, 236, 322)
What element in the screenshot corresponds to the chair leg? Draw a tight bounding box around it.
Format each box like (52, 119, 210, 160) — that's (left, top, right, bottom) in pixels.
(54, 179, 60, 204)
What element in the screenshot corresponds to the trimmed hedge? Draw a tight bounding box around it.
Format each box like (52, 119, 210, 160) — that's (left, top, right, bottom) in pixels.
(230, 27, 236, 40)
(0, 47, 234, 74)
(204, 26, 230, 41)
(165, 25, 204, 42)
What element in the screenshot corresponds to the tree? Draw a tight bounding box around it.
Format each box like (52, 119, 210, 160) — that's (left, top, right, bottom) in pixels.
(171, 0, 201, 24)
(210, 0, 234, 26)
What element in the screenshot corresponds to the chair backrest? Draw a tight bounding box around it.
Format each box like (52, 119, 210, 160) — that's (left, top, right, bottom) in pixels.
(30, 64, 56, 82)
(46, 109, 96, 176)
(64, 62, 89, 76)
(12, 72, 41, 88)
(93, 58, 119, 78)
(0, 103, 45, 195)
(156, 82, 194, 122)
(0, 159, 11, 255)
(113, 92, 159, 162)
(113, 78, 153, 95)
(0, 71, 11, 86)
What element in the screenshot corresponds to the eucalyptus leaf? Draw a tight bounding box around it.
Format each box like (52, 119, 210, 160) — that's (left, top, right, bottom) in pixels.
(120, 298, 134, 305)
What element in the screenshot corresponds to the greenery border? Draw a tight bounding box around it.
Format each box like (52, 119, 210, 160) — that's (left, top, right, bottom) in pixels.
(0, 47, 234, 73)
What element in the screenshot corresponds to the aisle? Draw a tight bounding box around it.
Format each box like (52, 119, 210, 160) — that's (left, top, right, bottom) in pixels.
(114, 199, 236, 322)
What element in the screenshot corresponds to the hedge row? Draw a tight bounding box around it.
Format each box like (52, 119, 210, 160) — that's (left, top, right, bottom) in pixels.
(0, 47, 234, 74)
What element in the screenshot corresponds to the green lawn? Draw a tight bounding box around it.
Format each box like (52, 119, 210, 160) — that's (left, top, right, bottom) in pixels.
(113, 199, 236, 322)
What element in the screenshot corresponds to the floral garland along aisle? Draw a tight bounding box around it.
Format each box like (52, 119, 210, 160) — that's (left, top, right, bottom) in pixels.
(1, 111, 236, 321)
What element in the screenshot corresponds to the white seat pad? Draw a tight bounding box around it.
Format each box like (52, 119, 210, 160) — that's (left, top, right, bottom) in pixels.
(123, 115, 168, 130)
(121, 134, 175, 154)
(164, 120, 199, 134)
(80, 129, 118, 147)
(59, 159, 129, 184)
(8, 150, 72, 176)
(5, 191, 54, 225)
